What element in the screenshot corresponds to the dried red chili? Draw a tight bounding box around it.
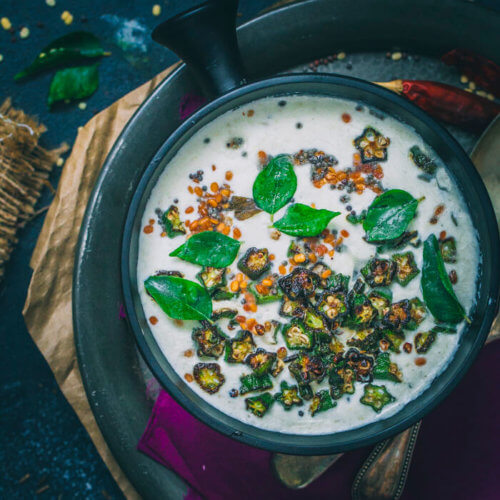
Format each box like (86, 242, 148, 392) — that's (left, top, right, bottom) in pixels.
(441, 49, 500, 96)
(376, 79, 500, 131)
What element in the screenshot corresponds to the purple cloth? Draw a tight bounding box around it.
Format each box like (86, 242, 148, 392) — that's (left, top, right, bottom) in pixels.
(138, 343, 500, 499)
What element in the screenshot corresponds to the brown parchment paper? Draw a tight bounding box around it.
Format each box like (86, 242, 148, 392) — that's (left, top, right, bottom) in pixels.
(22, 63, 179, 500)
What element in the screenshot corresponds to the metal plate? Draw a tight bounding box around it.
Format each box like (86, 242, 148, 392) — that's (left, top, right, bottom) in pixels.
(74, 0, 499, 497)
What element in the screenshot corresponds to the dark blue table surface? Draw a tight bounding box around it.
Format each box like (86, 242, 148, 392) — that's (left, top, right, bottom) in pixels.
(0, 1, 273, 497)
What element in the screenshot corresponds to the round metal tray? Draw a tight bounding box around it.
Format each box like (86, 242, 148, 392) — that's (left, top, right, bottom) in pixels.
(74, 0, 499, 497)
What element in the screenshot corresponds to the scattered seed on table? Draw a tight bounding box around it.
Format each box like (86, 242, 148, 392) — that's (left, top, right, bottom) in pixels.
(152, 4, 162, 16)
(61, 10, 74, 25)
(46, 0, 56, 6)
(468, 81, 476, 90)
(337, 51, 346, 60)
(460, 74, 468, 84)
(56, 158, 64, 167)
(78, 102, 87, 110)
(0, 54, 3, 63)
(1, 17, 12, 30)
(391, 51, 402, 61)
(19, 27, 30, 39)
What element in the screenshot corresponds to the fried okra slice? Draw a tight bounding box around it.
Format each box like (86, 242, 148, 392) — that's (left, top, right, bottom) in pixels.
(245, 392, 274, 417)
(248, 274, 283, 304)
(192, 323, 226, 358)
(354, 127, 390, 163)
(317, 290, 348, 325)
(309, 389, 335, 416)
(211, 287, 237, 301)
(211, 307, 238, 321)
(345, 348, 375, 383)
(409, 145, 438, 175)
(439, 236, 457, 263)
(274, 381, 303, 410)
(367, 288, 392, 317)
(414, 331, 437, 354)
(327, 272, 350, 292)
(392, 251, 419, 286)
(237, 247, 271, 280)
(309, 261, 333, 287)
(282, 319, 315, 351)
(298, 382, 314, 401)
(360, 384, 395, 413)
(304, 308, 330, 336)
(279, 295, 306, 319)
(346, 328, 381, 355)
(224, 330, 255, 363)
(382, 330, 405, 353)
(245, 348, 277, 376)
(196, 267, 227, 294)
(329, 365, 355, 399)
(349, 294, 377, 329)
(382, 299, 411, 331)
(193, 363, 225, 394)
(239, 372, 273, 395)
(288, 240, 311, 264)
(407, 297, 427, 330)
(373, 352, 403, 383)
(278, 267, 319, 301)
(361, 258, 396, 287)
(161, 205, 186, 237)
(289, 353, 326, 384)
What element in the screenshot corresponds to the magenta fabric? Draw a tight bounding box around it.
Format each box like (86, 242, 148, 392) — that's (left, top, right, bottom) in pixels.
(138, 342, 500, 500)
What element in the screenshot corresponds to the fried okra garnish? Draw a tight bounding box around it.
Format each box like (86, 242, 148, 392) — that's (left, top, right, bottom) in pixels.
(192, 323, 226, 359)
(354, 127, 390, 163)
(439, 236, 457, 263)
(304, 308, 329, 334)
(249, 274, 283, 304)
(224, 330, 255, 363)
(327, 272, 350, 292)
(279, 295, 306, 319)
(317, 290, 348, 325)
(373, 352, 403, 383)
(309, 390, 335, 416)
(211, 287, 237, 301)
(329, 363, 355, 399)
(245, 348, 277, 376)
(409, 145, 438, 175)
(414, 331, 437, 354)
(274, 381, 303, 410)
(298, 382, 314, 401)
(346, 328, 381, 355)
(288, 240, 311, 264)
(196, 267, 227, 293)
(367, 289, 392, 317)
(349, 293, 377, 329)
(392, 252, 419, 286)
(278, 267, 319, 301)
(211, 307, 238, 321)
(282, 319, 315, 351)
(245, 392, 274, 417)
(193, 363, 225, 394)
(161, 205, 186, 237)
(382, 299, 411, 331)
(361, 258, 396, 287)
(237, 247, 271, 280)
(239, 372, 273, 395)
(382, 330, 405, 353)
(289, 353, 326, 384)
(360, 384, 395, 413)
(345, 348, 375, 383)
(309, 262, 333, 287)
(407, 297, 427, 330)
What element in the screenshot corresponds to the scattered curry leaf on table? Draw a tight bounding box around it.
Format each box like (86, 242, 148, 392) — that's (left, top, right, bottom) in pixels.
(15, 31, 108, 81)
(421, 234, 465, 324)
(145, 275, 213, 322)
(47, 64, 99, 108)
(363, 189, 419, 242)
(170, 231, 241, 268)
(252, 154, 297, 214)
(273, 203, 340, 237)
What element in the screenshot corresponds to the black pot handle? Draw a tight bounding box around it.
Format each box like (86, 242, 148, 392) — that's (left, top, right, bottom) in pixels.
(152, 0, 247, 97)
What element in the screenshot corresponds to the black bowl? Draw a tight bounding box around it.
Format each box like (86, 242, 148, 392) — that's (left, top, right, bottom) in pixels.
(122, 73, 499, 454)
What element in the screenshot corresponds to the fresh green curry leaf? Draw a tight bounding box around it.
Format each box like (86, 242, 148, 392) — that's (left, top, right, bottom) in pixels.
(252, 154, 297, 214)
(170, 231, 241, 268)
(47, 64, 99, 108)
(145, 275, 213, 322)
(15, 31, 107, 81)
(363, 189, 418, 242)
(273, 203, 340, 236)
(421, 234, 465, 324)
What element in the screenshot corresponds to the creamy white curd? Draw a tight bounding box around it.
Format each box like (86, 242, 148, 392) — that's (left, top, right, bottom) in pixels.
(136, 95, 479, 434)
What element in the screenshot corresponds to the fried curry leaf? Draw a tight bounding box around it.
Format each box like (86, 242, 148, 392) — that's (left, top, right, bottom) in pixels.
(252, 154, 297, 214)
(144, 275, 212, 322)
(47, 64, 99, 108)
(273, 203, 340, 237)
(170, 231, 241, 268)
(15, 31, 107, 81)
(421, 234, 465, 324)
(363, 189, 419, 242)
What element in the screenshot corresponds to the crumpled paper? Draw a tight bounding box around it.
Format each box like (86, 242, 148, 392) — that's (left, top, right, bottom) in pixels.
(22, 63, 177, 500)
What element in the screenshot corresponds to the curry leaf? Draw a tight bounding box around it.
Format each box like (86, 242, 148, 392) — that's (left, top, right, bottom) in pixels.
(252, 154, 297, 214)
(363, 189, 418, 242)
(47, 64, 99, 108)
(421, 234, 465, 324)
(273, 203, 340, 236)
(15, 31, 107, 81)
(145, 275, 212, 322)
(170, 231, 241, 268)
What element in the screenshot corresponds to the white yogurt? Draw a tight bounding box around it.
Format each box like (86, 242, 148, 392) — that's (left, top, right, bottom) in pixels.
(136, 95, 479, 434)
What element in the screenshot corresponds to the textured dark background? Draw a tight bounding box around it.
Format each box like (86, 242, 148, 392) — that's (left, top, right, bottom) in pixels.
(0, 1, 273, 498)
